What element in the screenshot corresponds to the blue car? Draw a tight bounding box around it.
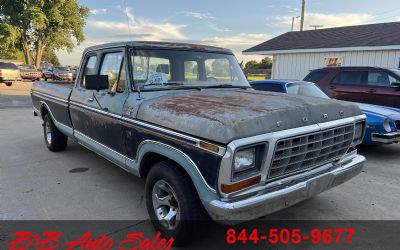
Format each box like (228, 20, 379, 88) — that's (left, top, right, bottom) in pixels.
(250, 80, 400, 145)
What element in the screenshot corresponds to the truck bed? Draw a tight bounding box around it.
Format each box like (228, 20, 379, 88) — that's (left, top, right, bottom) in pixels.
(31, 80, 73, 101)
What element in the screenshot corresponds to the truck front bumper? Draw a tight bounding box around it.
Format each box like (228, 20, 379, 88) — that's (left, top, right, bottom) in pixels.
(371, 132, 400, 143)
(205, 154, 365, 222)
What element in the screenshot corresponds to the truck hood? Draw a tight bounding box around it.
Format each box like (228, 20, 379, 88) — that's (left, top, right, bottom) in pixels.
(136, 89, 362, 144)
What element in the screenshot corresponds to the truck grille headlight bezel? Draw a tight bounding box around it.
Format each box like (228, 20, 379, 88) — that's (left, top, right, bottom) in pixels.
(231, 143, 267, 180)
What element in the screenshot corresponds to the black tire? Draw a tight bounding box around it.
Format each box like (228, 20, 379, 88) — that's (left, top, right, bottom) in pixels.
(44, 77, 47, 81)
(5, 82, 12, 87)
(145, 161, 208, 246)
(43, 114, 68, 152)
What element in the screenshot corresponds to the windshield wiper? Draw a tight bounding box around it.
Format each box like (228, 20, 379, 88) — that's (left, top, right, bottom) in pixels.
(200, 84, 248, 89)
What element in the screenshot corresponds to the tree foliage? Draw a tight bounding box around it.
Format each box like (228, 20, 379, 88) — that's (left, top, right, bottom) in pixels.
(0, 0, 89, 67)
(245, 57, 273, 70)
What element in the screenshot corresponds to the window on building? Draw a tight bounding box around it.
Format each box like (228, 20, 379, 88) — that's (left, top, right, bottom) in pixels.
(252, 84, 284, 93)
(304, 71, 329, 83)
(331, 71, 364, 85)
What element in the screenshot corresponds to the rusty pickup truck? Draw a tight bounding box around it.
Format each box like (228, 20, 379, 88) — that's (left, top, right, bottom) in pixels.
(31, 41, 366, 244)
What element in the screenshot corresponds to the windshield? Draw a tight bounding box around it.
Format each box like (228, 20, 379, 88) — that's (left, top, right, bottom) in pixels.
(19, 65, 36, 70)
(391, 69, 400, 78)
(287, 82, 330, 99)
(0, 63, 18, 70)
(131, 49, 249, 90)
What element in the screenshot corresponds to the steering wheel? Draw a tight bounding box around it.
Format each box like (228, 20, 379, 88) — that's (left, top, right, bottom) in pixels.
(207, 77, 218, 81)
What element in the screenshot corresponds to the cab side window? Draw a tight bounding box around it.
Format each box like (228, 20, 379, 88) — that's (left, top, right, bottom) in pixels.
(367, 72, 390, 87)
(100, 52, 125, 92)
(82, 55, 97, 87)
(332, 71, 364, 85)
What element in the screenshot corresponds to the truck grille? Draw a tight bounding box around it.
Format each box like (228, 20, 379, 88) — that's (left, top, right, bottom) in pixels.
(268, 124, 354, 180)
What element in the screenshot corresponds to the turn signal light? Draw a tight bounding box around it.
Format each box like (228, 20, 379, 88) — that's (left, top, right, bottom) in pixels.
(221, 175, 261, 193)
(199, 141, 220, 153)
(0, 69, 2, 76)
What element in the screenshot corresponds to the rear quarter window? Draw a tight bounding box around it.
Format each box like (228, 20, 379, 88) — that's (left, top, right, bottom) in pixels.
(332, 71, 364, 85)
(0, 63, 18, 70)
(304, 71, 329, 82)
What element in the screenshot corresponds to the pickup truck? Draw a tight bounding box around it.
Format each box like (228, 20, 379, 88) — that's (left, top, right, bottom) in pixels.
(31, 41, 366, 245)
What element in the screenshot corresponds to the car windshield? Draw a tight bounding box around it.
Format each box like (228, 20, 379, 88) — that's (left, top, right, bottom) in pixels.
(19, 65, 35, 70)
(130, 49, 249, 90)
(287, 82, 330, 99)
(0, 63, 18, 70)
(391, 69, 400, 78)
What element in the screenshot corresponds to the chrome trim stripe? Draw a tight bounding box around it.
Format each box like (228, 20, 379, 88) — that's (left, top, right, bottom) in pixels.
(32, 91, 68, 104)
(70, 100, 225, 156)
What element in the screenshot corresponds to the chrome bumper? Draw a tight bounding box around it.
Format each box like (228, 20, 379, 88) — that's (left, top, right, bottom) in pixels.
(205, 153, 365, 222)
(371, 132, 400, 143)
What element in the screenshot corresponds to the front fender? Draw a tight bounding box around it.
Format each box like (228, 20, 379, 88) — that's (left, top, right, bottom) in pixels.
(132, 140, 218, 203)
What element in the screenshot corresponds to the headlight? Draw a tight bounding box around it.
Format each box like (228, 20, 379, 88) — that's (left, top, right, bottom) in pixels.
(383, 118, 392, 132)
(233, 148, 255, 173)
(353, 121, 366, 145)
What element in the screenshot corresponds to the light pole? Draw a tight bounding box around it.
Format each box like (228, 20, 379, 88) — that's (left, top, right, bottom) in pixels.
(291, 16, 300, 31)
(300, 0, 306, 31)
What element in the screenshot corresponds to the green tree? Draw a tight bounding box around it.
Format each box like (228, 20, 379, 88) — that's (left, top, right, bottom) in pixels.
(259, 57, 273, 69)
(42, 48, 60, 66)
(0, 0, 89, 67)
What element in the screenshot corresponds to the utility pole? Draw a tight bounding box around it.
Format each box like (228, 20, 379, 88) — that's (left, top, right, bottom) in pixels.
(300, 0, 306, 31)
(291, 16, 300, 31)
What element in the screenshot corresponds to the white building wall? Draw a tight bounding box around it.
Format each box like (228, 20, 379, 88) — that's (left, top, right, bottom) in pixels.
(271, 50, 400, 80)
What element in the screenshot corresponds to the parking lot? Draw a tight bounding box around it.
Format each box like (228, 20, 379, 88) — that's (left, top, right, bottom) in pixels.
(1, 82, 400, 222)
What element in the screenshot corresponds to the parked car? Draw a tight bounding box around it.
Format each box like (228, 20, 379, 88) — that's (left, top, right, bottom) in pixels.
(304, 67, 400, 108)
(41, 68, 53, 81)
(52, 66, 73, 81)
(0, 62, 21, 86)
(18, 65, 43, 81)
(251, 80, 400, 145)
(31, 42, 366, 245)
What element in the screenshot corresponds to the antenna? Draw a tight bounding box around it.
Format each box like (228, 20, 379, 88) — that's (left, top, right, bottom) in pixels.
(123, 0, 133, 40)
(310, 25, 324, 30)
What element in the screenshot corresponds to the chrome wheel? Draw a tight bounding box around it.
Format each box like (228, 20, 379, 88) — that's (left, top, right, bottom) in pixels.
(152, 180, 180, 230)
(45, 120, 52, 145)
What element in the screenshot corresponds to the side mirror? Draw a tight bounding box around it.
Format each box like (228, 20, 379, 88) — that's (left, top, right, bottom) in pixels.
(85, 75, 109, 91)
(391, 82, 400, 88)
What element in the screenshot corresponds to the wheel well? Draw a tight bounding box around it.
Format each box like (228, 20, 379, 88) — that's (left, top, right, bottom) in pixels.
(139, 152, 194, 184)
(40, 105, 49, 120)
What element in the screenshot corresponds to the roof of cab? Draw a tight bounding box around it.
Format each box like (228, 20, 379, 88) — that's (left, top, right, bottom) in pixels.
(83, 41, 233, 54)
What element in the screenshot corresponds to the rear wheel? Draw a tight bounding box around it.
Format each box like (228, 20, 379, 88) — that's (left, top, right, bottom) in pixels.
(43, 114, 68, 152)
(145, 161, 208, 246)
(5, 82, 12, 87)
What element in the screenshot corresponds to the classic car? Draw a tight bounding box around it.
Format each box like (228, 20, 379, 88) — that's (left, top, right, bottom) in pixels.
(18, 65, 43, 81)
(31, 41, 366, 245)
(251, 80, 400, 145)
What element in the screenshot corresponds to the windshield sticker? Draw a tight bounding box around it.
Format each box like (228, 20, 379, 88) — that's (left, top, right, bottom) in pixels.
(145, 72, 168, 86)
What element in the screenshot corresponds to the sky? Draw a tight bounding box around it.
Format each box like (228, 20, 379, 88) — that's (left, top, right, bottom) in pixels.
(57, 0, 400, 66)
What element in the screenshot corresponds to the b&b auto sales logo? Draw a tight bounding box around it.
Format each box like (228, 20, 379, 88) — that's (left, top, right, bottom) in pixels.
(1, 231, 174, 250)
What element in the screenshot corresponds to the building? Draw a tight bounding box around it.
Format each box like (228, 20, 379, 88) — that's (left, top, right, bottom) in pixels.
(243, 22, 400, 80)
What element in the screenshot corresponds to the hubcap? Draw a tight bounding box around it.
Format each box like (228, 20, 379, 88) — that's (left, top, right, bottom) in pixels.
(45, 121, 52, 145)
(152, 180, 180, 230)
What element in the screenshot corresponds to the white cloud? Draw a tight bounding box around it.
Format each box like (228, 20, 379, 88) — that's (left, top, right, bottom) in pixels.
(88, 8, 187, 41)
(267, 12, 374, 30)
(184, 11, 214, 20)
(202, 33, 271, 62)
(89, 8, 107, 15)
(208, 22, 231, 32)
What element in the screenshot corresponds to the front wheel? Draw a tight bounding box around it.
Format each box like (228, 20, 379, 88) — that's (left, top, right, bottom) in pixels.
(145, 161, 207, 246)
(43, 114, 68, 152)
(5, 82, 12, 87)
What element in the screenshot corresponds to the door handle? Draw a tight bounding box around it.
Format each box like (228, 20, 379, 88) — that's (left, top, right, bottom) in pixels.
(367, 89, 376, 93)
(86, 97, 94, 102)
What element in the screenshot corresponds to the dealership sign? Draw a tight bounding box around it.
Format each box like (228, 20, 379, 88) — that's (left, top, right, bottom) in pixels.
(325, 57, 343, 67)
